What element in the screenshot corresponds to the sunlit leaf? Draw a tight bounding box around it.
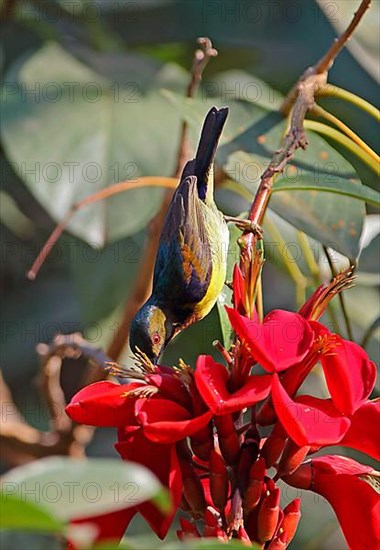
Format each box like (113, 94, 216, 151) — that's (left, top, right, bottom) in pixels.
(1, 43, 187, 245)
(1, 457, 167, 521)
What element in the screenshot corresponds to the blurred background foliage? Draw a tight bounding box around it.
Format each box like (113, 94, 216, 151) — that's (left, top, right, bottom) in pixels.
(0, 1, 379, 548)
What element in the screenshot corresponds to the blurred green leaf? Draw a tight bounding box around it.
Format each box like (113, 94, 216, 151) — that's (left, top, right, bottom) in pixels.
(321, 0, 380, 81)
(0, 493, 64, 534)
(70, 230, 146, 323)
(1, 457, 167, 521)
(1, 43, 187, 245)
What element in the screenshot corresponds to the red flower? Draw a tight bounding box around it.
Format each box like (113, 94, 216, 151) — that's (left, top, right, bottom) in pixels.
(64, 264, 378, 549)
(65, 363, 211, 543)
(269, 330, 377, 454)
(195, 355, 271, 414)
(136, 397, 213, 443)
(271, 375, 351, 446)
(226, 307, 315, 373)
(285, 456, 380, 550)
(115, 428, 182, 539)
(320, 335, 376, 415)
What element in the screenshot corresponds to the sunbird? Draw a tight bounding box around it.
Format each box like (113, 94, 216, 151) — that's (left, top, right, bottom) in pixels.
(130, 106, 229, 363)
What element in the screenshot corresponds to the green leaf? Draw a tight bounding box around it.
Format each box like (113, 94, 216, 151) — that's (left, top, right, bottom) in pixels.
(1, 43, 187, 245)
(0, 493, 64, 533)
(70, 230, 147, 323)
(273, 174, 380, 207)
(1, 457, 167, 521)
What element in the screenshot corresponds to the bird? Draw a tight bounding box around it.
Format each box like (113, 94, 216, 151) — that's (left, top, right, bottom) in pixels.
(129, 106, 230, 363)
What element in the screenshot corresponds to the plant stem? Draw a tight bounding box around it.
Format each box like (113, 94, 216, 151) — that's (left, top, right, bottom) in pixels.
(264, 216, 307, 306)
(296, 231, 320, 284)
(280, 0, 372, 117)
(323, 246, 354, 341)
(317, 84, 380, 122)
(304, 120, 380, 174)
(312, 104, 380, 164)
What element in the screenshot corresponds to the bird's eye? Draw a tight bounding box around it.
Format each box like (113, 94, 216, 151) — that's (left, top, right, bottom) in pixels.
(152, 332, 161, 345)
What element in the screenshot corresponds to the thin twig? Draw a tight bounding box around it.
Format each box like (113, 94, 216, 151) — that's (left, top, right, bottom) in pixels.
(280, 0, 372, 117)
(314, 0, 372, 73)
(0, 369, 93, 467)
(240, 0, 371, 268)
(27, 177, 177, 280)
(174, 37, 218, 177)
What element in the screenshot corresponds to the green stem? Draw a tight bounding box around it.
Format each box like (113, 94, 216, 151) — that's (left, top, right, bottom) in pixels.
(318, 84, 380, 122)
(323, 246, 354, 341)
(264, 216, 307, 306)
(304, 120, 380, 175)
(296, 231, 320, 285)
(312, 104, 380, 164)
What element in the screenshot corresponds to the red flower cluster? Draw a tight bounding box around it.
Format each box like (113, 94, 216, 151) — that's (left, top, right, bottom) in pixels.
(66, 267, 379, 549)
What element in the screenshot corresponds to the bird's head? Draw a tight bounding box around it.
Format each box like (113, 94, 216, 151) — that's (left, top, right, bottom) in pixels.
(129, 302, 175, 364)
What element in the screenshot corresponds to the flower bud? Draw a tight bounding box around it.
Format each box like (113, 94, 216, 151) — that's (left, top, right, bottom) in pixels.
(210, 450, 229, 511)
(261, 425, 287, 468)
(267, 530, 287, 550)
(215, 414, 240, 465)
(191, 426, 214, 461)
(281, 498, 301, 544)
(277, 440, 310, 478)
(238, 427, 260, 493)
(181, 461, 206, 516)
(243, 457, 266, 514)
(237, 525, 252, 545)
(257, 487, 281, 542)
(282, 462, 312, 490)
(204, 507, 228, 540)
(177, 518, 200, 540)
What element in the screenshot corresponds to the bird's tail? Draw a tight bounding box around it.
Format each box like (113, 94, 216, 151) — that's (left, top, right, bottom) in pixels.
(193, 106, 228, 201)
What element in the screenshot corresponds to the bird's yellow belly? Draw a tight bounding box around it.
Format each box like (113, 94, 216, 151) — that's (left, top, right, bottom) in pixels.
(193, 218, 229, 320)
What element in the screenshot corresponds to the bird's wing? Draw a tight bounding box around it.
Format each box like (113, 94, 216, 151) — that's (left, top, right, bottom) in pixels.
(153, 175, 212, 308)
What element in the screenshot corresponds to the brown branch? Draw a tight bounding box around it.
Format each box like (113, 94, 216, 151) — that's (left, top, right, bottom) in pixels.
(107, 37, 218, 360)
(314, 0, 372, 73)
(235, 0, 371, 321)
(0, 370, 91, 466)
(0, 335, 110, 467)
(174, 37, 218, 177)
(240, 0, 371, 268)
(280, 0, 371, 117)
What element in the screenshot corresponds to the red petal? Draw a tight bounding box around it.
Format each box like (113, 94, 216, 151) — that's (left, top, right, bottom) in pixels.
(321, 337, 377, 415)
(146, 373, 191, 409)
(69, 508, 136, 549)
(312, 454, 374, 476)
(195, 355, 271, 414)
(272, 375, 350, 446)
(311, 456, 380, 549)
(115, 431, 182, 539)
(226, 308, 314, 372)
(339, 400, 380, 460)
(65, 381, 141, 427)
(136, 398, 213, 443)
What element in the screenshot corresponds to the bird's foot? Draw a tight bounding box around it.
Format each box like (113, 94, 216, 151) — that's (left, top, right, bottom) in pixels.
(224, 216, 263, 238)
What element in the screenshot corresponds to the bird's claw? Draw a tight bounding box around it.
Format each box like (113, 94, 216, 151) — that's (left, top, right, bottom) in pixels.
(224, 216, 263, 238)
